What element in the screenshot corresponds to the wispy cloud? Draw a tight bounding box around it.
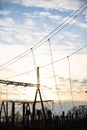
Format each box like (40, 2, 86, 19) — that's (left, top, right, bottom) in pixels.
(0, 0, 87, 102)
(0, 10, 11, 15)
(0, 17, 15, 27)
(8, 0, 83, 11)
(77, 21, 87, 29)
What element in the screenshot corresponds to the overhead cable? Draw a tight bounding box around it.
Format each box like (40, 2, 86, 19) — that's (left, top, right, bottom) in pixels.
(47, 5, 87, 40)
(40, 45, 87, 69)
(0, 2, 86, 70)
(31, 48, 37, 69)
(48, 39, 63, 112)
(67, 56, 74, 109)
(4, 69, 36, 80)
(3, 45, 87, 80)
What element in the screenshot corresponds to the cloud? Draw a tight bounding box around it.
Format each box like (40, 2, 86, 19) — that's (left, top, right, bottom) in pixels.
(72, 79, 79, 83)
(3, 0, 84, 11)
(78, 22, 87, 29)
(25, 19, 35, 27)
(81, 79, 87, 87)
(14, 31, 35, 44)
(64, 32, 79, 38)
(0, 16, 38, 45)
(0, 0, 87, 102)
(39, 11, 62, 22)
(0, 0, 86, 47)
(23, 11, 62, 27)
(24, 0, 82, 11)
(82, 79, 87, 84)
(0, 29, 14, 44)
(0, 10, 11, 15)
(0, 17, 15, 27)
(70, 17, 87, 29)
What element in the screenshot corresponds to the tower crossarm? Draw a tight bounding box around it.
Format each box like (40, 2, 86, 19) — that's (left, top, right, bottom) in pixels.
(0, 79, 37, 87)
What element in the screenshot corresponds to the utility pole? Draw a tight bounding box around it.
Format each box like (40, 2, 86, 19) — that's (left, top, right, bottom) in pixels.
(32, 67, 46, 124)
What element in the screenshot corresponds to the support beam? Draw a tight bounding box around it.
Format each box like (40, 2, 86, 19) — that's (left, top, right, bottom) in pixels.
(0, 79, 37, 87)
(3, 100, 53, 104)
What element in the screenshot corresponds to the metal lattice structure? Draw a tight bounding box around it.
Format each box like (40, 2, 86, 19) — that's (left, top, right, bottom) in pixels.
(0, 79, 37, 87)
(0, 67, 53, 125)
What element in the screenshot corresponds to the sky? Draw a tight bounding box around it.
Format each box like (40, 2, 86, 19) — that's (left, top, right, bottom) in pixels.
(0, 0, 87, 107)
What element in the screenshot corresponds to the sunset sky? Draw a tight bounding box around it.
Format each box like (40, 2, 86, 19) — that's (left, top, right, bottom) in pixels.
(0, 0, 87, 105)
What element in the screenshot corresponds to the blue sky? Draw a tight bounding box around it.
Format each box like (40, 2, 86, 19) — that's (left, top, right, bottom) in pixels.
(0, 0, 87, 104)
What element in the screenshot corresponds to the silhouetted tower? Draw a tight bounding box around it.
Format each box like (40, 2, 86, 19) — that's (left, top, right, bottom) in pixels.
(0, 101, 6, 122)
(32, 67, 46, 124)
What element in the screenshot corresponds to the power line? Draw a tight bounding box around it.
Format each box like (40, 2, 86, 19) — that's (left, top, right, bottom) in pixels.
(0, 2, 86, 70)
(48, 5, 87, 40)
(53, 17, 78, 52)
(68, 45, 87, 57)
(40, 88, 52, 108)
(40, 44, 87, 69)
(48, 39, 63, 112)
(31, 48, 37, 69)
(2, 44, 86, 80)
(2, 44, 87, 80)
(67, 56, 74, 109)
(0, 50, 32, 71)
(40, 87, 56, 115)
(30, 2, 87, 50)
(4, 69, 36, 80)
